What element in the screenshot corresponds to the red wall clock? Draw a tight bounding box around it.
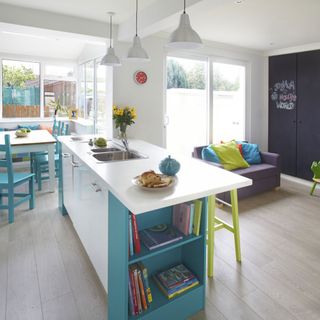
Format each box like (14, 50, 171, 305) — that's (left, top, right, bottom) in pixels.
(134, 70, 147, 85)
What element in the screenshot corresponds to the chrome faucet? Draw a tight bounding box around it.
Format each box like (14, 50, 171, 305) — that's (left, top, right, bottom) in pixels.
(121, 138, 129, 152)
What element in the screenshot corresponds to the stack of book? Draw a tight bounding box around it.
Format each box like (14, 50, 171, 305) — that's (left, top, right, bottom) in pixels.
(172, 199, 202, 236)
(129, 213, 141, 256)
(153, 264, 199, 299)
(128, 263, 153, 316)
(139, 223, 184, 250)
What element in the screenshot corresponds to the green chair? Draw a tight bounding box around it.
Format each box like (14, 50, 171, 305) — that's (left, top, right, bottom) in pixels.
(310, 161, 320, 195)
(0, 134, 35, 223)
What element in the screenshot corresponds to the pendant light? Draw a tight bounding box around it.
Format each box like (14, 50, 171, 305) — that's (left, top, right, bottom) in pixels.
(101, 12, 121, 66)
(167, 0, 202, 49)
(127, 0, 150, 61)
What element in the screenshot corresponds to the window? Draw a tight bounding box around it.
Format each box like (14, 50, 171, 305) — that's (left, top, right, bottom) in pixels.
(165, 56, 247, 155)
(78, 59, 112, 135)
(212, 62, 246, 143)
(2, 59, 40, 118)
(43, 65, 77, 117)
(166, 57, 208, 156)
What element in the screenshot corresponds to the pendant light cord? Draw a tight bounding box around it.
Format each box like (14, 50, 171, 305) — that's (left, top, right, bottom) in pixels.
(183, 0, 186, 13)
(135, 0, 138, 36)
(109, 14, 112, 48)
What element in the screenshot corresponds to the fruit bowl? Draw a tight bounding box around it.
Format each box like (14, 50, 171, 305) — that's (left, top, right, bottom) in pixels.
(15, 128, 31, 138)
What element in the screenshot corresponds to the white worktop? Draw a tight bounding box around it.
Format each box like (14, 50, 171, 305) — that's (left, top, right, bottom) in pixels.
(58, 136, 252, 214)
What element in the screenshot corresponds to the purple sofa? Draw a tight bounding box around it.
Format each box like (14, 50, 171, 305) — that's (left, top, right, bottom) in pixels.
(193, 145, 281, 202)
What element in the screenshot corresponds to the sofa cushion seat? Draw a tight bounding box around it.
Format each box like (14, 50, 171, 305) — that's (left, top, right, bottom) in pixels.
(233, 163, 278, 180)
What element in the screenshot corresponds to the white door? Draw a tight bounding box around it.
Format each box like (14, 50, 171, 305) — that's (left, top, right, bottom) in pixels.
(212, 62, 246, 143)
(165, 56, 208, 157)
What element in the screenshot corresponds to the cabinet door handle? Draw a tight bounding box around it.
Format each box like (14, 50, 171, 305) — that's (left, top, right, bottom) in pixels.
(62, 153, 71, 158)
(70, 161, 80, 168)
(90, 182, 102, 192)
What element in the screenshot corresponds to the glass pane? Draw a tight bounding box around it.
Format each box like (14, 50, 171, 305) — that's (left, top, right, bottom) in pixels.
(44, 80, 76, 118)
(45, 65, 75, 79)
(212, 62, 245, 143)
(166, 57, 208, 156)
(2, 59, 40, 118)
(86, 61, 95, 120)
(79, 64, 85, 118)
(95, 62, 107, 134)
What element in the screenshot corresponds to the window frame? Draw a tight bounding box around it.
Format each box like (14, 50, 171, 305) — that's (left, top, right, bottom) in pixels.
(0, 56, 77, 120)
(164, 53, 250, 147)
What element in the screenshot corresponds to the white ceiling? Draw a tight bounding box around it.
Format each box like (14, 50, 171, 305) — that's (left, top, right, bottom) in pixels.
(0, 0, 158, 23)
(0, 0, 320, 55)
(186, 0, 320, 51)
(0, 23, 105, 60)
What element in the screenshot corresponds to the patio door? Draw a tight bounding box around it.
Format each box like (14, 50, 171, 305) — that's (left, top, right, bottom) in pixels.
(165, 56, 208, 157)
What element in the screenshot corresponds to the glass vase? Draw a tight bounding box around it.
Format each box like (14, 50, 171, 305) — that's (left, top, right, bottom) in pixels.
(118, 123, 127, 139)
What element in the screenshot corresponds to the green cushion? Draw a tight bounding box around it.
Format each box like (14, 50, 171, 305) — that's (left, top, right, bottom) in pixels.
(212, 141, 249, 171)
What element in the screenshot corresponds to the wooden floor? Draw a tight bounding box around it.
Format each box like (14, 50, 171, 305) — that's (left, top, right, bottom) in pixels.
(0, 178, 319, 320)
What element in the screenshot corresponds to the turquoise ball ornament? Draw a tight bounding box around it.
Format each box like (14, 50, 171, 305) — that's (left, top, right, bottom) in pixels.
(159, 155, 180, 176)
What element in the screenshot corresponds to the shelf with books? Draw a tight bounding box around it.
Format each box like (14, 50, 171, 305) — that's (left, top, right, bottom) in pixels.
(129, 233, 203, 265)
(129, 277, 204, 320)
(108, 193, 208, 320)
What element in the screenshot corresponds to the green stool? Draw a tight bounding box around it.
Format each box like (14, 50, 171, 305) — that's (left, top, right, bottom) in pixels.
(207, 189, 241, 277)
(310, 161, 320, 196)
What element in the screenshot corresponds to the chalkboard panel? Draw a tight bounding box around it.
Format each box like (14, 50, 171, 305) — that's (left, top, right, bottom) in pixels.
(297, 50, 320, 180)
(269, 54, 297, 176)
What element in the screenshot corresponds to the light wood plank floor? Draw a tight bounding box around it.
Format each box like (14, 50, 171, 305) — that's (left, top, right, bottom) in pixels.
(0, 178, 319, 320)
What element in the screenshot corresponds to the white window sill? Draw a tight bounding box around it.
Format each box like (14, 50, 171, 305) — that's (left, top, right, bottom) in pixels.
(71, 118, 94, 127)
(0, 117, 69, 124)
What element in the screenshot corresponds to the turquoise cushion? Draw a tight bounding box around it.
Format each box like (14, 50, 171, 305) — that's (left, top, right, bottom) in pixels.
(0, 128, 4, 132)
(18, 124, 40, 130)
(242, 143, 262, 164)
(201, 146, 220, 163)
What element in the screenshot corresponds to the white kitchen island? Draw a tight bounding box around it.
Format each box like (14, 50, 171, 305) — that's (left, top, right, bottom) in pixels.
(58, 136, 252, 320)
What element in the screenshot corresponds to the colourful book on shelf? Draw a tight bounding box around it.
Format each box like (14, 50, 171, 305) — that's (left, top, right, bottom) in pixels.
(153, 275, 199, 300)
(156, 264, 196, 290)
(138, 270, 148, 311)
(192, 200, 202, 236)
(132, 266, 142, 313)
(188, 202, 195, 235)
(128, 215, 134, 256)
(129, 269, 138, 315)
(139, 224, 184, 250)
(138, 262, 153, 304)
(131, 213, 141, 254)
(128, 271, 135, 315)
(172, 203, 191, 235)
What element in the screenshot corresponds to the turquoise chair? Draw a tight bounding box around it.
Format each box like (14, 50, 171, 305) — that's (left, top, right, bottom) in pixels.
(0, 134, 35, 223)
(35, 123, 69, 191)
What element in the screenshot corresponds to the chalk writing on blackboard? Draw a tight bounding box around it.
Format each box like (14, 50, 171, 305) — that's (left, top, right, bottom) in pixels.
(270, 80, 297, 110)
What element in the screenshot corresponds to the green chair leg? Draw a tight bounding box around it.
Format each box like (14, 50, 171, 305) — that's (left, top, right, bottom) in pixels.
(230, 189, 241, 262)
(310, 182, 317, 195)
(29, 176, 35, 210)
(207, 195, 216, 278)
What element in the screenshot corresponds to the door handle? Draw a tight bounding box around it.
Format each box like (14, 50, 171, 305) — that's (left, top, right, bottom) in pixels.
(70, 161, 80, 168)
(90, 182, 102, 192)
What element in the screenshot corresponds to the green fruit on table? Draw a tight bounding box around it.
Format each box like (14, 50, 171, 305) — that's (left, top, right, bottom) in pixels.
(94, 137, 107, 147)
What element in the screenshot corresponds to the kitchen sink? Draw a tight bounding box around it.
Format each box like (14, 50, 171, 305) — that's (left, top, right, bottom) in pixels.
(92, 150, 147, 162)
(91, 147, 122, 153)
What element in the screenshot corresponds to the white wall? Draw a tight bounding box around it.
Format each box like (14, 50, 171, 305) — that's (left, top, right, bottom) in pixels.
(77, 36, 266, 150)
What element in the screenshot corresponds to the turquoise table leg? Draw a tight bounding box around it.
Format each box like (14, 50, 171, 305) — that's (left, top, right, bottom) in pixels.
(207, 194, 216, 277)
(29, 175, 35, 209)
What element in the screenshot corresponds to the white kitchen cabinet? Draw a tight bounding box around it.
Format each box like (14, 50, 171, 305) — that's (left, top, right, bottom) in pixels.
(62, 147, 108, 291)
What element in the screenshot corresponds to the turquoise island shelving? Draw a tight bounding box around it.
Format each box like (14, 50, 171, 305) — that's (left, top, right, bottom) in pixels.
(58, 137, 251, 320)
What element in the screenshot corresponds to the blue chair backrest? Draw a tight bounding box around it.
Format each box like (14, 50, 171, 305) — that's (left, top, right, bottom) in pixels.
(0, 134, 14, 185)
